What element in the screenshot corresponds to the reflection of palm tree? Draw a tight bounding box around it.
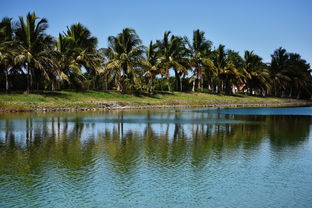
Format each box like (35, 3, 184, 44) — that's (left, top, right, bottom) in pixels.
(268, 115, 311, 147)
(4, 119, 10, 144)
(103, 127, 141, 174)
(173, 111, 183, 139)
(1, 112, 311, 178)
(26, 117, 33, 144)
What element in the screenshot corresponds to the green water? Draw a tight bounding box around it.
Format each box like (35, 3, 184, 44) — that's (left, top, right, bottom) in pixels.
(0, 107, 312, 208)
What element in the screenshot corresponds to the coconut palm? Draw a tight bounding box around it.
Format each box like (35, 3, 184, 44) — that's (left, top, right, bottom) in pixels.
(14, 12, 57, 92)
(221, 50, 244, 95)
(156, 31, 189, 91)
(0, 17, 16, 92)
(55, 34, 82, 89)
(270, 47, 292, 97)
(103, 28, 145, 92)
(243, 50, 270, 95)
(56, 23, 102, 89)
(185, 29, 214, 92)
(212, 45, 244, 95)
(143, 41, 160, 93)
(284, 53, 311, 98)
(211, 45, 227, 93)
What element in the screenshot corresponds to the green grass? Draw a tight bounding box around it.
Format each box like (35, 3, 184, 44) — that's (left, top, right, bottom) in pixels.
(0, 90, 310, 111)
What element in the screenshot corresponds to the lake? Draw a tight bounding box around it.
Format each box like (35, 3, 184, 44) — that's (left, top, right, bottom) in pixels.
(0, 107, 312, 208)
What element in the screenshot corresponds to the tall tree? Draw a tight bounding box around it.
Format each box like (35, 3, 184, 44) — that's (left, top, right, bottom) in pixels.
(56, 23, 102, 89)
(270, 47, 291, 96)
(156, 31, 189, 91)
(143, 41, 159, 93)
(243, 50, 270, 95)
(185, 29, 214, 92)
(284, 53, 311, 98)
(0, 17, 15, 92)
(15, 12, 56, 92)
(212, 45, 244, 95)
(103, 28, 145, 92)
(211, 45, 227, 93)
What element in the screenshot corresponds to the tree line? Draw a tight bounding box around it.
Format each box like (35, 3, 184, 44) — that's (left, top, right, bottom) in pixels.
(0, 12, 311, 98)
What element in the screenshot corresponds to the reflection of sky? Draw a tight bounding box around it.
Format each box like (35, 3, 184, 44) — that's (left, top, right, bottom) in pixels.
(142, 106, 312, 115)
(203, 106, 312, 115)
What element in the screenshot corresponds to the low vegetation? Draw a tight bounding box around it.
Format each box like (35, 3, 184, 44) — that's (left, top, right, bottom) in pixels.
(0, 91, 310, 112)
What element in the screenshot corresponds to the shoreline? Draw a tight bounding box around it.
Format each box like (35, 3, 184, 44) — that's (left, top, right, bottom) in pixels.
(1, 101, 311, 113)
(1, 91, 311, 113)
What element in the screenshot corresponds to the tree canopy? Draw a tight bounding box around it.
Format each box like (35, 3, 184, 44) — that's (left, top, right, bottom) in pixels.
(0, 12, 311, 99)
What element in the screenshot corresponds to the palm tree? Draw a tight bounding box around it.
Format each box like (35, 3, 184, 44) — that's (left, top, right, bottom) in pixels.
(55, 34, 81, 89)
(185, 29, 214, 92)
(14, 12, 57, 92)
(211, 45, 227, 93)
(103, 28, 145, 92)
(156, 31, 189, 91)
(270, 47, 291, 97)
(243, 51, 270, 96)
(222, 50, 244, 95)
(212, 45, 244, 95)
(285, 53, 311, 98)
(56, 23, 102, 89)
(0, 17, 15, 92)
(143, 41, 160, 93)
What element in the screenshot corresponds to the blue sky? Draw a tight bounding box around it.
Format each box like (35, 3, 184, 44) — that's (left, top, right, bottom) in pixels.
(1, 0, 312, 64)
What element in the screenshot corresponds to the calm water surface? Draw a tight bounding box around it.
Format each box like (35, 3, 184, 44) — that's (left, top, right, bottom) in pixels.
(0, 107, 312, 208)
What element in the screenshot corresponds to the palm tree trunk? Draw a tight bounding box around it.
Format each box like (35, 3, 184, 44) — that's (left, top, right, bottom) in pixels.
(27, 66, 30, 93)
(105, 74, 108, 91)
(196, 67, 200, 90)
(197, 74, 200, 89)
(192, 79, 195, 92)
(148, 77, 153, 93)
(174, 69, 180, 91)
(30, 69, 33, 91)
(117, 81, 121, 91)
(116, 71, 122, 92)
(5, 68, 9, 93)
(289, 88, 292, 97)
(166, 70, 171, 91)
(180, 77, 183, 92)
(167, 76, 171, 92)
(200, 76, 204, 92)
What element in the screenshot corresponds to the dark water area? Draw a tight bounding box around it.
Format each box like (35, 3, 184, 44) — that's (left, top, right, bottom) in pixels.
(0, 107, 312, 207)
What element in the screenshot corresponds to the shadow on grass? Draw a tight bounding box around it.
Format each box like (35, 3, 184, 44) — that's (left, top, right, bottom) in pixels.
(131, 91, 175, 99)
(230, 94, 245, 98)
(31, 91, 71, 99)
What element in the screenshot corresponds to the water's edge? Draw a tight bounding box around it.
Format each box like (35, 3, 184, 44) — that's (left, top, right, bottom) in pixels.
(1, 101, 312, 113)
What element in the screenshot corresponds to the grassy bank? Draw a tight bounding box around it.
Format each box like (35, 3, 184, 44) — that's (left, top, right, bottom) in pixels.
(0, 91, 311, 112)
